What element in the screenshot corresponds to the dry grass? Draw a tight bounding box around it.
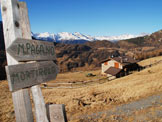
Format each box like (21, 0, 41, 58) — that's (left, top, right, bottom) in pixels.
(0, 81, 14, 122)
(138, 55, 162, 67)
(53, 70, 104, 83)
(0, 56, 162, 121)
(43, 56, 162, 120)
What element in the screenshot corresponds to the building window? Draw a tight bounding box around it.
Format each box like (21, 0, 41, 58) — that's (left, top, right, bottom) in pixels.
(115, 62, 119, 68)
(104, 62, 108, 65)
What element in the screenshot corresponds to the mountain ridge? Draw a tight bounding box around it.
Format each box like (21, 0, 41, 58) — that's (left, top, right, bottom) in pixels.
(0, 19, 162, 76)
(33, 32, 149, 44)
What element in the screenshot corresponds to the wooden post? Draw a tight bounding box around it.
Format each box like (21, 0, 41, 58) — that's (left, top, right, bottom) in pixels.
(18, 2, 49, 122)
(12, 89, 34, 122)
(1, 0, 34, 122)
(2, 1, 63, 122)
(31, 86, 49, 122)
(47, 104, 67, 122)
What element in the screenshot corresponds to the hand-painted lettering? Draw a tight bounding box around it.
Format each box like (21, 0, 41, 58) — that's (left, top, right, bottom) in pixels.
(18, 44, 25, 55)
(17, 42, 55, 56)
(10, 66, 57, 83)
(26, 43, 31, 54)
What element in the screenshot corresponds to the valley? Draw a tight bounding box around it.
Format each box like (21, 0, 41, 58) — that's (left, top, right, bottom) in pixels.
(0, 0, 162, 121)
(0, 56, 162, 121)
(1, 29, 162, 79)
(0, 22, 162, 121)
(55, 29, 162, 72)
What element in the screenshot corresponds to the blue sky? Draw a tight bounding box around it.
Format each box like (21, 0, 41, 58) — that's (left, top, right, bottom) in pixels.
(2, 0, 162, 36)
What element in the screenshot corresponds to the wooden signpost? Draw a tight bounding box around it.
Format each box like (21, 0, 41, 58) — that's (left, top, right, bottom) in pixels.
(6, 61, 58, 91)
(7, 38, 56, 61)
(1, 0, 66, 122)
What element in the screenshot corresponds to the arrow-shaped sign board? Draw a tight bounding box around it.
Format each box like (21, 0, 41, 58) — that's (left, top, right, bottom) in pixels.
(6, 61, 58, 92)
(7, 38, 56, 61)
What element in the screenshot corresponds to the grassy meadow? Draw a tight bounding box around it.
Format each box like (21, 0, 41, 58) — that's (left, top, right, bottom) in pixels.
(0, 56, 162, 121)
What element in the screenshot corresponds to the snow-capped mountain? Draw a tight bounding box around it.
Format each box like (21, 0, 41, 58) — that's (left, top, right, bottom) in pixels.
(55, 32, 95, 41)
(33, 32, 95, 44)
(95, 33, 149, 41)
(32, 32, 149, 44)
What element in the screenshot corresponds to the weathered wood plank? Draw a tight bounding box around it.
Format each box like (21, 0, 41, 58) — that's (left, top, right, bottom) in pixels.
(6, 61, 58, 91)
(1, 0, 34, 122)
(18, 2, 50, 122)
(7, 38, 56, 61)
(1, 0, 22, 65)
(47, 104, 67, 122)
(31, 86, 49, 122)
(12, 89, 34, 122)
(18, 2, 31, 39)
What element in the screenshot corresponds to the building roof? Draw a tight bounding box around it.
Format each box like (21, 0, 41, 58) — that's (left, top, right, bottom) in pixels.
(113, 56, 137, 64)
(100, 58, 111, 64)
(104, 67, 122, 76)
(101, 56, 137, 66)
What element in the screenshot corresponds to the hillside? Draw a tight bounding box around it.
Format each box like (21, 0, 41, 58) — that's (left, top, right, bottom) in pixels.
(119, 30, 162, 47)
(55, 41, 121, 72)
(0, 56, 162, 121)
(1, 19, 162, 77)
(55, 29, 162, 72)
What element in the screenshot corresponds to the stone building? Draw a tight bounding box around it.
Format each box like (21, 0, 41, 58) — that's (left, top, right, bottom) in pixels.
(101, 56, 140, 80)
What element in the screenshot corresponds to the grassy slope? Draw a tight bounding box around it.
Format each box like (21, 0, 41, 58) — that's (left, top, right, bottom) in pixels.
(0, 56, 162, 122)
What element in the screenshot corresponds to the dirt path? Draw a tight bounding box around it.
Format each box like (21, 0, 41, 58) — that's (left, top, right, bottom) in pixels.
(70, 93, 162, 121)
